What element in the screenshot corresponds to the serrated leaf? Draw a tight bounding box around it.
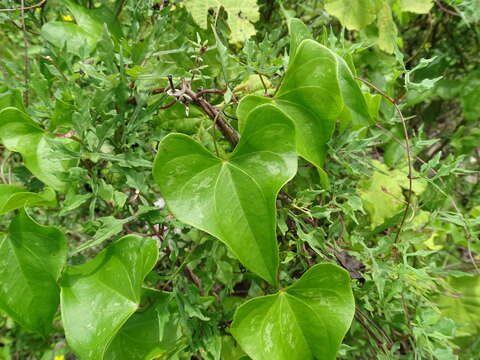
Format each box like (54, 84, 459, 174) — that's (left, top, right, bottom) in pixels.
(324, 0, 380, 30)
(105, 289, 186, 360)
(238, 38, 371, 169)
(0, 185, 56, 214)
(0, 210, 67, 335)
(60, 235, 158, 360)
(399, 0, 434, 14)
(183, 0, 260, 43)
(231, 263, 355, 360)
(0, 107, 78, 192)
(153, 104, 297, 285)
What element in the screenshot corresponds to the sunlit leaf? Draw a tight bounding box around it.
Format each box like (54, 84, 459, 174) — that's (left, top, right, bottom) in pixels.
(231, 264, 355, 360)
(0, 185, 56, 214)
(153, 104, 297, 285)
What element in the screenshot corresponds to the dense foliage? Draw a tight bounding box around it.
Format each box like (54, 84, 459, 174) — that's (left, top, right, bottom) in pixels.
(0, 0, 479, 359)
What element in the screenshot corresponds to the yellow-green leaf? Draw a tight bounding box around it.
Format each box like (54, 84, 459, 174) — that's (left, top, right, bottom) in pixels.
(183, 0, 260, 43)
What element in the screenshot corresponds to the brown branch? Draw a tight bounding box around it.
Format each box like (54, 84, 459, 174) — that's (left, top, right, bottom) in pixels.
(356, 77, 413, 244)
(435, 0, 461, 17)
(0, 0, 47, 12)
(180, 83, 239, 147)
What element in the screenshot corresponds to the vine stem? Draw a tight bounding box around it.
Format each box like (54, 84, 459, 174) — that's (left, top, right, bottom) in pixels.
(0, 0, 47, 12)
(356, 77, 413, 244)
(20, 0, 30, 106)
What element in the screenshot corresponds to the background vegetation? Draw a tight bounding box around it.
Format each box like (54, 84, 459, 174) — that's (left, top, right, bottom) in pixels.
(0, 0, 479, 359)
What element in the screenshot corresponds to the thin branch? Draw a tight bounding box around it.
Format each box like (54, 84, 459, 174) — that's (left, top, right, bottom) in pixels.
(435, 0, 461, 17)
(20, 0, 30, 106)
(0, 0, 47, 12)
(356, 77, 413, 244)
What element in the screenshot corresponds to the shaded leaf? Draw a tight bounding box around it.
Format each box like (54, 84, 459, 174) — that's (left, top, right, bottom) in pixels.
(231, 264, 355, 360)
(0, 185, 56, 214)
(61, 235, 158, 360)
(0, 210, 67, 335)
(105, 289, 186, 360)
(0, 107, 78, 192)
(153, 104, 297, 285)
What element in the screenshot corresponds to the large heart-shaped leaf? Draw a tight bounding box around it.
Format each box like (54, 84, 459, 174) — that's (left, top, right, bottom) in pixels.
(237, 36, 371, 169)
(60, 235, 158, 360)
(0, 185, 56, 214)
(0, 210, 67, 335)
(153, 104, 297, 285)
(0, 107, 78, 192)
(231, 263, 355, 360)
(105, 289, 186, 360)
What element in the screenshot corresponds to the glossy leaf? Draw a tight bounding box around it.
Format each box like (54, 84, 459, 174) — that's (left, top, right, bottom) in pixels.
(238, 37, 371, 169)
(60, 235, 158, 360)
(0, 107, 78, 192)
(153, 104, 297, 285)
(0, 210, 67, 335)
(105, 289, 186, 360)
(0, 185, 56, 214)
(231, 263, 355, 360)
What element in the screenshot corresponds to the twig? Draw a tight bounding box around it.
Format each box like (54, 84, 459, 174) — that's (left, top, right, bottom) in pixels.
(20, 0, 30, 106)
(0, 0, 47, 12)
(435, 0, 461, 17)
(356, 77, 413, 244)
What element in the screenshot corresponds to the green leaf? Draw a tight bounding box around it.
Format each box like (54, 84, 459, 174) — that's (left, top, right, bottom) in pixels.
(231, 263, 355, 360)
(0, 185, 56, 214)
(0, 107, 78, 192)
(105, 289, 186, 360)
(0, 210, 67, 335)
(60, 235, 158, 360)
(399, 0, 434, 14)
(288, 18, 313, 57)
(0, 88, 25, 112)
(238, 39, 371, 169)
(324, 0, 380, 30)
(64, 0, 122, 39)
(41, 22, 97, 55)
(438, 275, 480, 337)
(183, 0, 260, 43)
(153, 104, 297, 285)
(357, 161, 427, 228)
(377, 2, 397, 54)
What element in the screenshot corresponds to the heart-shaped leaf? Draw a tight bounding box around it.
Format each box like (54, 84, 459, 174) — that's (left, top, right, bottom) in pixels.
(231, 263, 355, 360)
(60, 235, 158, 360)
(153, 104, 297, 285)
(237, 35, 371, 169)
(105, 289, 186, 360)
(0, 107, 78, 192)
(0, 210, 67, 335)
(0, 185, 56, 214)
(41, 22, 97, 56)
